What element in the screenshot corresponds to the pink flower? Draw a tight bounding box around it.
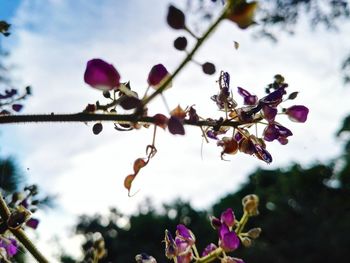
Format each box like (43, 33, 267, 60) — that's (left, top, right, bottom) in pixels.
(84, 59, 121, 90)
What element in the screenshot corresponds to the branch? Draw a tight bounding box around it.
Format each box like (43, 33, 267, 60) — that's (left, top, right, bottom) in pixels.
(0, 113, 248, 128)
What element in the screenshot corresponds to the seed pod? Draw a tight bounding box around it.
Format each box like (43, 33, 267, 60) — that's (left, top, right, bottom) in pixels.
(174, 36, 187, 50)
(202, 62, 216, 75)
(167, 5, 186, 29)
(93, 123, 103, 135)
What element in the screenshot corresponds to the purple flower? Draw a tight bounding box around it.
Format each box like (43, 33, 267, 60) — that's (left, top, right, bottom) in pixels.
(218, 224, 240, 252)
(175, 238, 192, 263)
(164, 230, 178, 259)
(211, 71, 237, 110)
(26, 218, 39, 229)
(207, 130, 219, 140)
(84, 59, 121, 90)
(211, 208, 240, 252)
(234, 132, 243, 142)
(237, 87, 258, 105)
(0, 238, 18, 257)
(262, 105, 277, 123)
(263, 123, 292, 143)
(176, 224, 195, 245)
(12, 104, 23, 112)
(254, 144, 273, 163)
(286, 105, 309, 123)
(147, 64, 171, 88)
(220, 208, 235, 228)
(165, 227, 193, 262)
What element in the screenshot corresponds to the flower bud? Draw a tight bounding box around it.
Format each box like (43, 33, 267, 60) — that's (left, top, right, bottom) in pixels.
(135, 253, 157, 263)
(210, 216, 222, 229)
(221, 208, 235, 228)
(247, 227, 262, 239)
(84, 59, 121, 90)
(167, 5, 186, 30)
(147, 64, 172, 90)
(242, 194, 259, 216)
(226, 1, 257, 29)
(240, 237, 252, 247)
(285, 105, 309, 123)
(164, 230, 177, 259)
(153, 114, 169, 129)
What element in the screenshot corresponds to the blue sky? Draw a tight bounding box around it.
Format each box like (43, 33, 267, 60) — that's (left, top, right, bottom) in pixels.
(1, 0, 350, 262)
(0, 0, 21, 20)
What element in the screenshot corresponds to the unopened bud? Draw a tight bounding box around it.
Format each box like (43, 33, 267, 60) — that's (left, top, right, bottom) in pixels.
(210, 216, 222, 229)
(242, 194, 259, 216)
(240, 236, 252, 247)
(135, 253, 157, 263)
(247, 227, 262, 239)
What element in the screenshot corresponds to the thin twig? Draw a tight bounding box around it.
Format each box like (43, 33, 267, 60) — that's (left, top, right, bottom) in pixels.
(142, 3, 231, 106)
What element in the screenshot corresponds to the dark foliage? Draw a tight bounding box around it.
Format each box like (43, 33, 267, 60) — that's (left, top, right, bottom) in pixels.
(0, 158, 23, 193)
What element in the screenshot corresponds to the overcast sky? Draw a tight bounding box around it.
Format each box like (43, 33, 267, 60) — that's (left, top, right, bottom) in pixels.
(1, 0, 350, 261)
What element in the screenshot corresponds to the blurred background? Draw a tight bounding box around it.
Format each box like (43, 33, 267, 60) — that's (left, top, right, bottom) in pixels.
(1, 0, 350, 262)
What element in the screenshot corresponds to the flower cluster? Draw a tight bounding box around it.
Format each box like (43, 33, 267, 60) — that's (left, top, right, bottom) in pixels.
(0, 237, 18, 262)
(208, 72, 309, 163)
(0, 185, 46, 261)
(136, 194, 261, 263)
(83, 59, 308, 193)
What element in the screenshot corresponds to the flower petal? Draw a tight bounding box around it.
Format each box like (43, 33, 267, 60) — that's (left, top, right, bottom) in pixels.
(262, 105, 277, 122)
(220, 208, 235, 228)
(176, 224, 195, 244)
(219, 226, 240, 252)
